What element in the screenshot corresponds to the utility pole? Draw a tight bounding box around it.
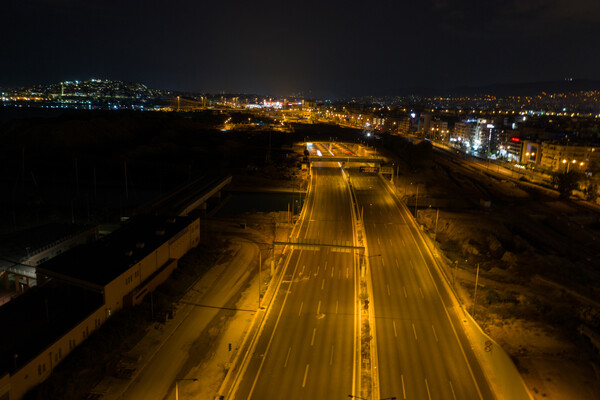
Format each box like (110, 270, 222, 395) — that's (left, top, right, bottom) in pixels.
(473, 263, 480, 314)
(124, 161, 129, 201)
(75, 158, 79, 198)
(433, 208, 439, 243)
(414, 185, 419, 218)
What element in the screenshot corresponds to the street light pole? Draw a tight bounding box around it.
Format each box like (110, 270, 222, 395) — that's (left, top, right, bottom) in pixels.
(433, 208, 439, 243)
(414, 185, 419, 218)
(473, 263, 480, 314)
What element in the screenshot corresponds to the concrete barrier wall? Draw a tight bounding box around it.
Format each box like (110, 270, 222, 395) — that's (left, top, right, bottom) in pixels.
(462, 310, 533, 400)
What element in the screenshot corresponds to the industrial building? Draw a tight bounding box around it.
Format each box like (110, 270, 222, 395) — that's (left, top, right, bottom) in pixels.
(0, 215, 200, 400)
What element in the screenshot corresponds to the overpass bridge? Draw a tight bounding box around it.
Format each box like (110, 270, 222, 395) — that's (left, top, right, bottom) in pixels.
(307, 156, 385, 164)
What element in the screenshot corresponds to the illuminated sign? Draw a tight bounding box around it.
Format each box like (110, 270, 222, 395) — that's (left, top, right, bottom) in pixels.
(510, 137, 520, 142)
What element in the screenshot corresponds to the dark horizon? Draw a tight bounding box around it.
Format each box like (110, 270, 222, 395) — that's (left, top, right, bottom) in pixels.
(3, 0, 600, 97)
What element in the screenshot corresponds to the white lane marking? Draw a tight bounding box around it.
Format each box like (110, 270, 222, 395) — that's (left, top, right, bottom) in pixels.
(346, 268, 349, 279)
(387, 284, 391, 296)
(284, 347, 291, 368)
(378, 237, 380, 245)
(302, 364, 310, 388)
(382, 258, 385, 266)
(420, 287, 425, 299)
(395, 258, 399, 269)
(402, 239, 405, 246)
(299, 302, 303, 316)
(301, 265, 305, 275)
(425, 378, 432, 400)
(401, 374, 406, 399)
(316, 266, 319, 275)
(403, 287, 407, 298)
(325, 261, 328, 270)
(390, 239, 393, 246)
(336, 300, 339, 314)
(317, 300, 321, 315)
(410, 223, 486, 400)
(432, 325, 438, 343)
(330, 345, 334, 366)
(311, 328, 316, 346)
(321, 279, 325, 290)
(449, 381, 457, 400)
(412, 323, 418, 340)
(410, 260, 414, 269)
(331, 267, 334, 278)
(393, 321, 397, 337)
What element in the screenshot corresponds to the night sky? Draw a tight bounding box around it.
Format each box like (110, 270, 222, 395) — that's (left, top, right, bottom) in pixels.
(3, 0, 600, 96)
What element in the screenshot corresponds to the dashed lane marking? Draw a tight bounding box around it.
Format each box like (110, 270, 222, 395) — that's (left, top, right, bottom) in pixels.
(284, 347, 291, 368)
(330, 345, 334, 366)
(401, 375, 406, 399)
(425, 378, 432, 400)
(302, 364, 310, 388)
(449, 381, 457, 400)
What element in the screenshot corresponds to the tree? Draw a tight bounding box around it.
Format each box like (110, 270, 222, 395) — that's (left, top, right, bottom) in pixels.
(552, 171, 582, 199)
(585, 183, 598, 202)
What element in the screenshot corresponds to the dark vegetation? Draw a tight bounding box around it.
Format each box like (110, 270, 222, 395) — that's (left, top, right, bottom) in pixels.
(0, 110, 361, 232)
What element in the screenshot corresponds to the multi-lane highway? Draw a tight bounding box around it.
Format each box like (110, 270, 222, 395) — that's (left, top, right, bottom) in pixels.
(230, 141, 494, 400)
(350, 167, 494, 400)
(231, 144, 359, 399)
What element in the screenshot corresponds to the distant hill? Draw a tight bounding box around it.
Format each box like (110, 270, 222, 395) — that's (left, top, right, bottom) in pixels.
(440, 79, 600, 97)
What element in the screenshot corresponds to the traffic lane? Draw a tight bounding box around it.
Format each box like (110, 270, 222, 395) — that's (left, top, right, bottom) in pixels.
(242, 165, 356, 399)
(363, 197, 482, 400)
(353, 175, 486, 399)
(371, 249, 468, 400)
(233, 170, 320, 398)
(249, 247, 354, 393)
(367, 223, 463, 400)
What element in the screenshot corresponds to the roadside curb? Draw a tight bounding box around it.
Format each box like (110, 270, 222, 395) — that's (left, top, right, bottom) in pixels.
(379, 173, 533, 400)
(216, 172, 313, 399)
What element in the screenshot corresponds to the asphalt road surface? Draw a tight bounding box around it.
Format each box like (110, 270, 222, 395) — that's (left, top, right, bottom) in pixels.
(350, 170, 494, 400)
(232, 159, 358, 399)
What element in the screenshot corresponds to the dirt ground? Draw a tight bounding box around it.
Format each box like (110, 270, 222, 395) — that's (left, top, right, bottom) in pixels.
(392, 145, 600, 399)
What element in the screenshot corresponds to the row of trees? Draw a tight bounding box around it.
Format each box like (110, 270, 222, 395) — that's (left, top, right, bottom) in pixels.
(551, 171, 598, 201)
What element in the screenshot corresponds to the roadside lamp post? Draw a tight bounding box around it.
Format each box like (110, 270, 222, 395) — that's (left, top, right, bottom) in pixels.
(258, 251, 262, 309)
(175, 378, 198, 400)
(414, 184, 419, 218)
(473, 263, 480, 315)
